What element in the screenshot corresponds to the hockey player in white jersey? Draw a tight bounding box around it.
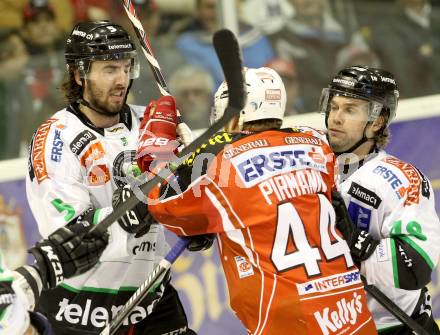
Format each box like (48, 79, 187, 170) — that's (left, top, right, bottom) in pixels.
(25, 20, 207, 334)
(320, 65, 440, 334)
(0, 216, 108, 334)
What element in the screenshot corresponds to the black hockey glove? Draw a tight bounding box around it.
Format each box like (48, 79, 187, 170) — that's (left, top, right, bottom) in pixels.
(187, 234, 215, 252)
(29, 209, 109, 289)
(112, 184, 152, 237)
(332, 191, 379, 264)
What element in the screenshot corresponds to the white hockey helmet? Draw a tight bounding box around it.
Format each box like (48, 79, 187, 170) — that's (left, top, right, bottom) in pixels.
(211, 67, 286, 128)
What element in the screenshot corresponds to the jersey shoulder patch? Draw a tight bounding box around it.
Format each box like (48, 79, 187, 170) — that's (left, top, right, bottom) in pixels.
(183, 131, 237, 167)
(28, 118, 60, 184)
(381, 155, 426, 206)
(167, 132, 238, 194)
(282, 126, 328, 144)
(28, 109, 85, 184)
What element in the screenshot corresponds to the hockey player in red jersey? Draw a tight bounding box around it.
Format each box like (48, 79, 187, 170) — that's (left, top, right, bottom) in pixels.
(136, 67, 377, 334)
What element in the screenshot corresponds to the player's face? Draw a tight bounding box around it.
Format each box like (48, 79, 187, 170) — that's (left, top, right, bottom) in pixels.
(327, 95, 369, 152)
(84, 59, 131, 115)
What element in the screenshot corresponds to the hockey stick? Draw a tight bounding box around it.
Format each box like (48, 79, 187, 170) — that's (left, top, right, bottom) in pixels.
(100, 237, 190, 335)
(119, 0, 192, 145)
(362, 278, 429, 335)
(332, 192, 429, 335)
(121, 0, 169, 96)
(97, 28, 244, 334)
(90, 28, 245, 233)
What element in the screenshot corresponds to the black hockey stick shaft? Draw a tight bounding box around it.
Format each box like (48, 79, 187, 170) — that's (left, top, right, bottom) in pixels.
(362, 278, 429, 335)
(100, 238, 190, 335)
(90, 28, 245, 233)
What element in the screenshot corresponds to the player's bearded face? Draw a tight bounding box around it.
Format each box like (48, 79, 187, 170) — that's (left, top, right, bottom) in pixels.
(84, 59, 131, 115)
(326, 96, 369, 152)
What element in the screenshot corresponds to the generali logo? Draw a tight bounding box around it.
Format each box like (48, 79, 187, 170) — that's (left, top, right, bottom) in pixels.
(383, 157, 421, 206)
(32, 118, 58, 183)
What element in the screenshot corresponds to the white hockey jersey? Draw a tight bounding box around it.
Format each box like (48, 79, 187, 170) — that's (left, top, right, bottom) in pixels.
(26, 103, 169, 333)
(337, 150, 440, 331)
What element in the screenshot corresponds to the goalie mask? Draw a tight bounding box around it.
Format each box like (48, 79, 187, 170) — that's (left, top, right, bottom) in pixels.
(319, 65, 399, 126)
(211, 67, 286, 128)
(65, 20, 139, 80)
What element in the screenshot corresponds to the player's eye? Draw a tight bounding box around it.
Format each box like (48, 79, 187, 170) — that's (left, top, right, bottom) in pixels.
(104, 67, 116, 74)
(330, 104, 338, 112)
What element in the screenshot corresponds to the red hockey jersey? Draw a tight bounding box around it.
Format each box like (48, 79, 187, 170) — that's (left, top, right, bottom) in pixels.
(149, 127, 376, 335)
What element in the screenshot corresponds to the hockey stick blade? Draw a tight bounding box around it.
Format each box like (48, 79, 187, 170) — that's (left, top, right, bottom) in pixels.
(100, 238, 190, 335)
(90, 28, 244, 235)
(213, 29, 246, 111)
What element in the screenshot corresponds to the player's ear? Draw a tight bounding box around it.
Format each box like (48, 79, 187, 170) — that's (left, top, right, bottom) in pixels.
(74, 70, 82, 86)
(371, 115, 385, 133)
(225, 115, 240, 132)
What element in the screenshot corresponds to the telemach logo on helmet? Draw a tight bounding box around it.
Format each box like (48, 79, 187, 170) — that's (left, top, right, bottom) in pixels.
(108, 44, 132, 50)
(71, 29, 87, 37)
(64, 20, 139, 80)
(332, 78, 355, 87)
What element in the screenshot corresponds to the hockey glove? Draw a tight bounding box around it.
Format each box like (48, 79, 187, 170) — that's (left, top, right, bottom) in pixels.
(332, 191, 379, 264)
(112, 184, 153, 237)
(350, 230, 379, 263)
(137, 95, 179, 174)
(187, 234, 215, 252)
(29, 209, 109, 289)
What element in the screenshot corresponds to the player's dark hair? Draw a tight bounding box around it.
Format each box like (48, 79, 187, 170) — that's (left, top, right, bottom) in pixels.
(61, 66, 82, 104)
(242, 119, 282, 132)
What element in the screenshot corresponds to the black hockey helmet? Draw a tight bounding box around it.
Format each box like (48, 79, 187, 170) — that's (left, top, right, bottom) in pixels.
(319, 65, 399, 125)
(65, 20, 139, 79)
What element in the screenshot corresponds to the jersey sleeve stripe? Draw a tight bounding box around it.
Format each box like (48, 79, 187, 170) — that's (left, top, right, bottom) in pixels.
(205, 187, 256, 265)
(206, 180, 245, 229)
(350, 316, 373, 335)
(298, 285, 365, 301)
(254, 274, 277, 335)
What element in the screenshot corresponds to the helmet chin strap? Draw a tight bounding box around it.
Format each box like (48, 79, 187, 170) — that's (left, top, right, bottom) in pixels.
(77, 97, 113, 117)
(332, 131, 370, 156)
